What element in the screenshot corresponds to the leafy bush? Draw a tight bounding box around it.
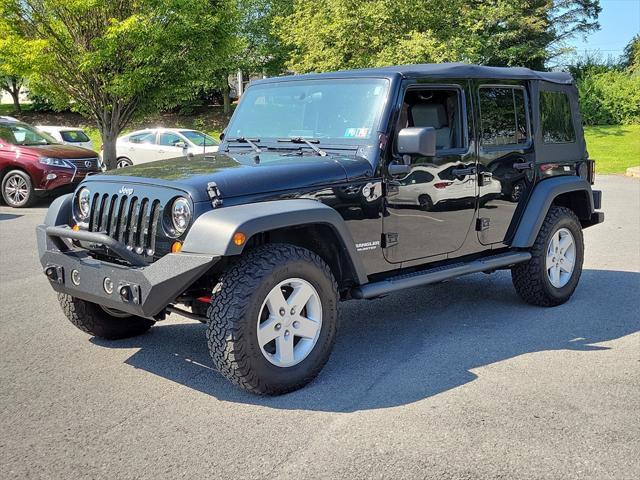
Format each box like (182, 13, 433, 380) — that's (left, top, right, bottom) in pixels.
(577, 69, 640, 125)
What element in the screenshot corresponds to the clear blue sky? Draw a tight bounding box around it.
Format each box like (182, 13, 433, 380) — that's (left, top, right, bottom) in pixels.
(565, 0, 640, 62)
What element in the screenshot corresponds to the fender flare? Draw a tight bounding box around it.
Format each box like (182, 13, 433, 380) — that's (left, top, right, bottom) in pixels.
(511, 176, 594, 248)
(43, 193, 73, 226)
(182, 199, 369, 284)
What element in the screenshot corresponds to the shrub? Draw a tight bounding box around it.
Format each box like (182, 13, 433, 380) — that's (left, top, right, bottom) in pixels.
(578, 69, 640, 125)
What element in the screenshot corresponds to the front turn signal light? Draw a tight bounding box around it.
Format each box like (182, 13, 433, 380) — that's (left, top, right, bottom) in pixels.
(72, 224, 80, 232)
(233, 232, 246, 246)
(171, 241, 183, 253)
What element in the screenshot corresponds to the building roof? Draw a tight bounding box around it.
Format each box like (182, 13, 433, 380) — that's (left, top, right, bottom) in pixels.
(255, 63, 574, 85)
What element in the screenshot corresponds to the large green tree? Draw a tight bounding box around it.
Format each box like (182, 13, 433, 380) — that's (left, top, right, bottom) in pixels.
(275, 0, 601, 72)
(0, 14, 44, 112)
(4, 0, 236, 169)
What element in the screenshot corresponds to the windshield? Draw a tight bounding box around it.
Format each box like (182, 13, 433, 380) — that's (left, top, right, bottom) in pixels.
(0, 122, 58, 146)
(225, 78, 390, 144)
(180, 130, 219, 147)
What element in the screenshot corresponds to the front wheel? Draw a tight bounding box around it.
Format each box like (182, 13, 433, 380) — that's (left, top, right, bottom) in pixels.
(206, 244, 338, 395)
(2, 170, 35, 208)
(511, 206, 584, 306)
(116, 157, 133, 168)
(58, 294, 155, 339)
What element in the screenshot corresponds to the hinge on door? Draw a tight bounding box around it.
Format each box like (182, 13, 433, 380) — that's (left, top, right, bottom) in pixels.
(476, 217, 490, 231)
(381, 232, 399, 248)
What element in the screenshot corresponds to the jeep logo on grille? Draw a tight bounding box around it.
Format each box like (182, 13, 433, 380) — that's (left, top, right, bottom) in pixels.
(84, 160, 93, 168)
(118, 186, 134, 196)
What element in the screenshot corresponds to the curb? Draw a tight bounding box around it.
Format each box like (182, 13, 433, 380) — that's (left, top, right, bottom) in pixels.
(625, 166, 640, 179)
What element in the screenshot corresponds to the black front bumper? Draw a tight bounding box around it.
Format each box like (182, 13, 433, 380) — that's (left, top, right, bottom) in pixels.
(37, 225, 217, 318)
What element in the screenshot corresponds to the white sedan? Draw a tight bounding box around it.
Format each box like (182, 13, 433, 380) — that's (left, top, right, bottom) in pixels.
(36, 125, 94, 150)
(113, 128, 219, 167)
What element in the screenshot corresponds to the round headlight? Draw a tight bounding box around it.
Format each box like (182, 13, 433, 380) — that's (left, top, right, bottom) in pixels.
(76, 187, 91, 222)
(171, 197, 191, 235)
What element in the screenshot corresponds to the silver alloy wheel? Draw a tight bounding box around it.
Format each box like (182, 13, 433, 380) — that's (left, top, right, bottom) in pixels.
(116, 159, 132, 168)
(546, 227, 576, 288)
(4, 174, 29, 205)
(257, 278, 323, 368)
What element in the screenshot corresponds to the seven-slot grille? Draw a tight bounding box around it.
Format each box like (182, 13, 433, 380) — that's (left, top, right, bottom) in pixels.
(88, 193, 162, 257)
(66, 157, 100, 170)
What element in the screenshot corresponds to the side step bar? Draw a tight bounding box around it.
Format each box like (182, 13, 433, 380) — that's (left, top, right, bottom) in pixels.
(351, 251, 531, 299)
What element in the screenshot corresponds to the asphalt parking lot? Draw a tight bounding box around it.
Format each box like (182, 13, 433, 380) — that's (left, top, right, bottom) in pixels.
(1, 175, 638, 479)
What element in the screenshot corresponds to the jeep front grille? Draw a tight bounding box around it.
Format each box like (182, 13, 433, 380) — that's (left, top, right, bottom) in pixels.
(88, 193, 162, 257)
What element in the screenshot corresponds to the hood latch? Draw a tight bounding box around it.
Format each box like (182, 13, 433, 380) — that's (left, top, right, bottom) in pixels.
(207, 182, 223, 208)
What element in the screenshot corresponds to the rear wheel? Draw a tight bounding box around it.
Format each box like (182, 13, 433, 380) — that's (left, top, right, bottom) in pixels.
(58, 294, 154, 339)
(2, 170, 35, 208)
(116, 157, 133, 168)
(511, 206, 584, 306)
(206, 244, 338, 395)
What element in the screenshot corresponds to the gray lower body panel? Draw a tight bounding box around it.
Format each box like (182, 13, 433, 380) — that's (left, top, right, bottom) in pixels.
(36, 225, 217, 318)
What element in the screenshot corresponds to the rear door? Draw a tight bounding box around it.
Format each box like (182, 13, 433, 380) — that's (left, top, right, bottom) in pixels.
(124, 131, 158, 164)
(383, 80, 477, 263)
(475, 81, 535, 245)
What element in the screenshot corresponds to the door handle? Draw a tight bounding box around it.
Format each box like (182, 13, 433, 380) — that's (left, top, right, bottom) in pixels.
(513, 161, 533, 170)
(451, 166, 477, 177)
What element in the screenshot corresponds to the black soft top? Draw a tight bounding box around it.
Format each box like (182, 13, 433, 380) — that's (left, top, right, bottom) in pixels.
(254, 62, 573, 85)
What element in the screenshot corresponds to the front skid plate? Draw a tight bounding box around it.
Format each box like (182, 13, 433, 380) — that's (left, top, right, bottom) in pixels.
(37, 225, 217, 318)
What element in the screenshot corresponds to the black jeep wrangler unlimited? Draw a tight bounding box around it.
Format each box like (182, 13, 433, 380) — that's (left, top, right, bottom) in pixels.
(37, 64, 604, 395)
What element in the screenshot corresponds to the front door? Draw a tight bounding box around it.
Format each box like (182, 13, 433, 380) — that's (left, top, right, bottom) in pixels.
(475, 81, 536, 245)
(383, 82, 477, 263)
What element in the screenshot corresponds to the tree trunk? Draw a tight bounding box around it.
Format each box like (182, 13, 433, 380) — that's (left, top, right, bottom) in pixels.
(101, 130, 118, 170)
(6, 77, 21, 112)
(223, 81, 231, 114)
(9, 90, 21, 113)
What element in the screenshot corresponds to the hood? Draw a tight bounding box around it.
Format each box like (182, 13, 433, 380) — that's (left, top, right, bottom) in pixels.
(21, 144, 99, 158)
(86, 151, 374, 202)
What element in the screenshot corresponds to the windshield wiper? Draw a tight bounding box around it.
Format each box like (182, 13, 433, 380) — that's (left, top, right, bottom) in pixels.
(227, 137, 262, 153)
(278, 137, 327, 157)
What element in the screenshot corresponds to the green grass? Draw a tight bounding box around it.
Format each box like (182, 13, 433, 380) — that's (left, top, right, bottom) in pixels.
(584, 125, 640, 174)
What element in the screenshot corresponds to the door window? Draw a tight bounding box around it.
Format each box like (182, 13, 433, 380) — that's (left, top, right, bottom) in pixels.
(479, 86, 529, 147)
(397, 87, 465, 152)
(128, 132, 156, 144)
(159, 132, 184, 147)
(540, 91, 576, 143)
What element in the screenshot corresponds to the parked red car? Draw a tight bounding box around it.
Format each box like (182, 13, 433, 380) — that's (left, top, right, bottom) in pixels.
(0, 117, 102, 207)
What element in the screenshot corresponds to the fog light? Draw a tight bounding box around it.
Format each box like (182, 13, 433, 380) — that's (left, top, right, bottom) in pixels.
(103, 277, 114, 294)
(71, 269, 80, 285)
(46, 173, 57, 180)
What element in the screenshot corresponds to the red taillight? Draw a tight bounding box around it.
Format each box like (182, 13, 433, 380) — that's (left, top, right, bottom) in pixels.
(196, 296, 212, 303)
(434, 181, 453, 189)
(540, 163, 559, 173)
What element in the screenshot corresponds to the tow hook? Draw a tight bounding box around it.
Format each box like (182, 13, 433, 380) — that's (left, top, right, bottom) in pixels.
(118, 283, 141, 305)
(44, 265, 63, 284)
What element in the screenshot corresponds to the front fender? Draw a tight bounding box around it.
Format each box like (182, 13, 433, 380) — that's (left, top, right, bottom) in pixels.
(182, 199, 368, 284)
(511, 176, 595, 248)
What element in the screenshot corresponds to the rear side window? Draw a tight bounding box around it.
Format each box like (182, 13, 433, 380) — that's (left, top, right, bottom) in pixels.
(128, 132, 156, 144)
(479, 86, 529, 147)
(61, 130, 90, 143)
(540, 91, 576, 143)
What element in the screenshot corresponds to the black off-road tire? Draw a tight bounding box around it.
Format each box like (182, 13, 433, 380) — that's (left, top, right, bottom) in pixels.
(206, 244, 338, 395)
(1, 170, 36, 208)
(58, 294, 155, 340)
(511, 206, 584, 307)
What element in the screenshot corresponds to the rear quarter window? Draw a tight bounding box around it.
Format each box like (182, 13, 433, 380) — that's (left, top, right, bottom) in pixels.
(61, 130, 90, 143)
(540, 91, 576, 144)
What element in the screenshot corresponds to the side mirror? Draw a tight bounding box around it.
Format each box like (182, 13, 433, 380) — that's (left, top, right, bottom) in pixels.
(175, 141, 187, 149)
(397, 127, 436, 157)
(219, 130, 226, 141)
